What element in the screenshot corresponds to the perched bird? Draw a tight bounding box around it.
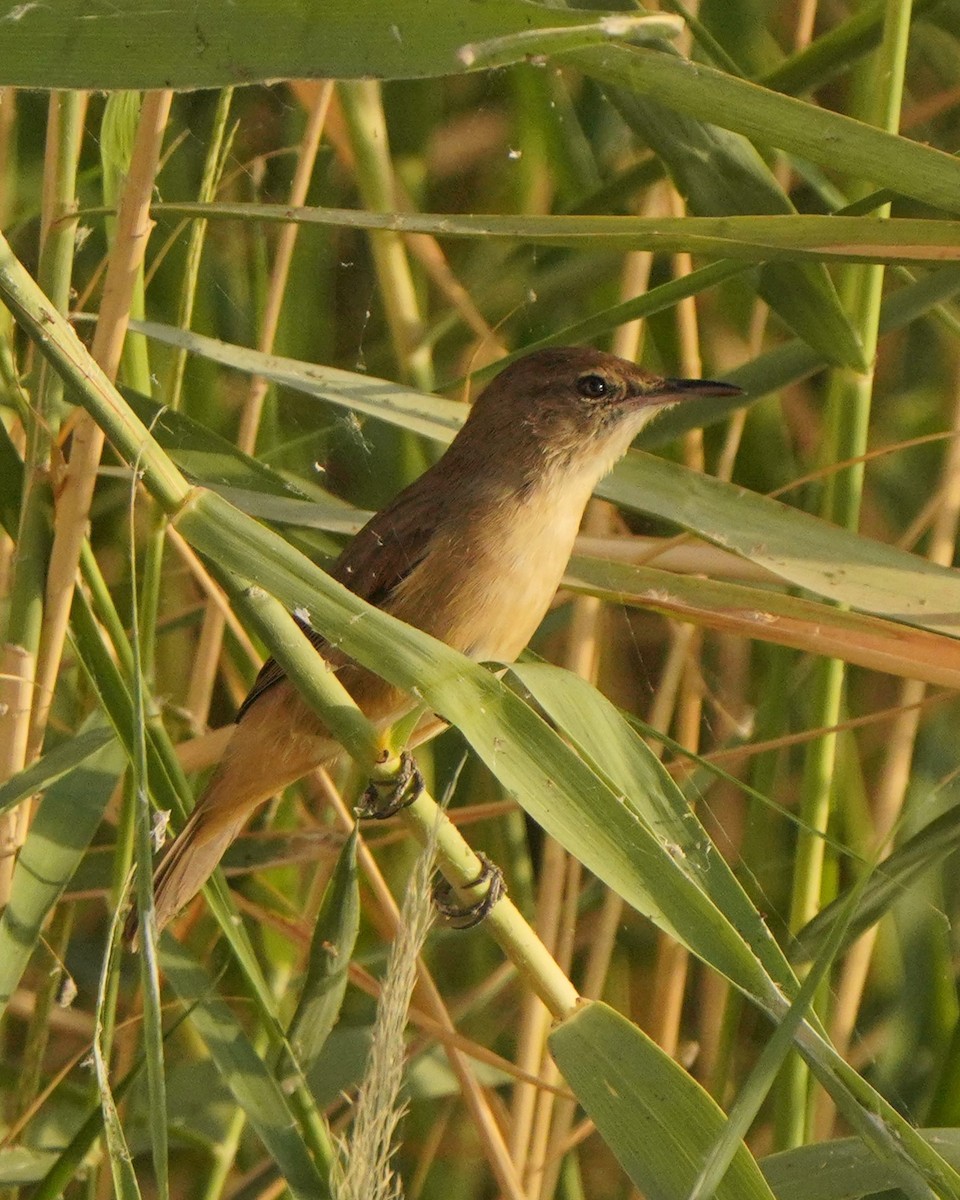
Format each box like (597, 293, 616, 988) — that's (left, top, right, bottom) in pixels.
(143, 346, 740, 934)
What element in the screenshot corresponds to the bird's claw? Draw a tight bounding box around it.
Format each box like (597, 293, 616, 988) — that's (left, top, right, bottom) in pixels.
(356, 751, 424, 820)
(433, 853, 506, 929)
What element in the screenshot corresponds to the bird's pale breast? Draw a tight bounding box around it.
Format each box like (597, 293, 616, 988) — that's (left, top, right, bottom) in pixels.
(384, 467, 598, 665)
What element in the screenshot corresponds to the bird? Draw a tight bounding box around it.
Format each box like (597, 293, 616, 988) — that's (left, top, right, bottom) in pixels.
(140, 346, 741, 936)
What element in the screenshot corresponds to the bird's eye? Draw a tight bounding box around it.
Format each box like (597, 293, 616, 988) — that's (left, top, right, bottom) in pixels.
(576, 373, 609, 400)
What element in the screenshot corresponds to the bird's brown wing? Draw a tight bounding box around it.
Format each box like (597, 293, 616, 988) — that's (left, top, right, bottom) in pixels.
(235, 472, 442, 722)
(235, 616, 330, 721)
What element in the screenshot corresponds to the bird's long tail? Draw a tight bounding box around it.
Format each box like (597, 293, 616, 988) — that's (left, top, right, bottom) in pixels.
(149, 798, 249, 935)
(126, 763, 292, 946)
(128, 686, 336, 943)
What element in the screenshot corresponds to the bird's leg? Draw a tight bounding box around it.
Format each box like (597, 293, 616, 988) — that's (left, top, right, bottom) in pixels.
(357, 748, 505, 927)
(433, 852, 506, 929)
(356, 750, 425, 819)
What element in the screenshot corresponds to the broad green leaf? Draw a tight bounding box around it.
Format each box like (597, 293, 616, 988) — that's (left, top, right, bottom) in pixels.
(6, 0, 960, 239)
(160, 935, 330, 1200)
(574, 43, 960, 216)
(761, 1131, 960, 1200)
(288, 827, 360, 1067)
(0, 0, 651, 90)
(0, 727, 124, 1013)
(600, 452, 960, 639)
(305, 1027, 372, 1109)
(549, 1001, 775, 1200)
(508, 661, 794, 988)
(132, 318, 464, 442)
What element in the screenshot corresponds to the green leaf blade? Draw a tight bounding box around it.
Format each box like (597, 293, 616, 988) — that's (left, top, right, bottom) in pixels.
(549, 1001, 776, 1200)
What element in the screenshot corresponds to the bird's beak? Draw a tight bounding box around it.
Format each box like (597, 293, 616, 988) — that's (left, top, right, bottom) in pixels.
(655, 377, 744, 402)
(623, 375, 744, 411)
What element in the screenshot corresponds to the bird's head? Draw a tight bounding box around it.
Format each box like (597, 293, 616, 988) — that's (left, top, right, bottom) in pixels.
(456, 346, 742, 483)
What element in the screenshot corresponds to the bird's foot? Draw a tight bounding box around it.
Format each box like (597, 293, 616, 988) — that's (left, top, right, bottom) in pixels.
(433, 853, 506, 929)
(356, 751, 424, 820)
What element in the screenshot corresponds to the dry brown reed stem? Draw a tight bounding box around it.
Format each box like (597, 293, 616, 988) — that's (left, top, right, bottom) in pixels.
(318, 775, 528, 1200)
(506, 766, 576, 1183)
(0, 90, 15, 447)
(27, 91, 173, 765)
(507, 730, 589, 1185)
(523, 857, 581, 1200)
(645, 618, 700, 1054)
(793, 0, 820, 51)
(0, 91, 14, 226)
(693, 296, 762, 1086)
(402, 228, 505, 353)
(647, 608, 698, 755)
(185, 606, 242, 731)
(647, 232, 704, 1057)
(507, 829, 566, 1182)
(165, 526, 260, 664)
(0, 646, 35, 899)
(816, 354, 960, 1138)
(0, 91, 89, 904)
(517, 500, 609, 1200)
(173, 510, 261, 720)
(236, 82, 334, 457)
